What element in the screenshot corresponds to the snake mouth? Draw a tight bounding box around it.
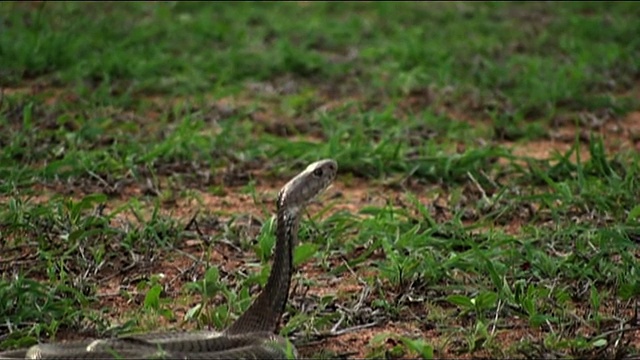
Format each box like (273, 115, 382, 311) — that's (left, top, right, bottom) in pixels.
(318, 183, 335, 200)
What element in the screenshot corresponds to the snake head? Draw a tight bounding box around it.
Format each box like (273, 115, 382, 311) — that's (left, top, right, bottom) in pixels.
(277, 159, 338, 212)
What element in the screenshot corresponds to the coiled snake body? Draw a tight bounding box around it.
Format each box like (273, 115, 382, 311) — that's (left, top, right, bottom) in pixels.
(0, 159, 338, 359)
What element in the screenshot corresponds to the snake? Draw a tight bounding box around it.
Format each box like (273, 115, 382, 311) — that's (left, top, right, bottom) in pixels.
(0, 159, 338, 359)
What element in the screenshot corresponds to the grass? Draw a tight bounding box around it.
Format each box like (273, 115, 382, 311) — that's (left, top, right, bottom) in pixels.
(1, 1, 640, 358)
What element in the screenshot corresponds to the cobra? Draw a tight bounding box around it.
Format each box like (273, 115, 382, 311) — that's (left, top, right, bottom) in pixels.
(0, 159, 338, 359)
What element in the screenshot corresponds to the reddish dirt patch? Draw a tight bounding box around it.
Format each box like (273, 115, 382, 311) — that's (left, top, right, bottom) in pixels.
(3, 78, 640, 357)
(303, 321, 428, 359)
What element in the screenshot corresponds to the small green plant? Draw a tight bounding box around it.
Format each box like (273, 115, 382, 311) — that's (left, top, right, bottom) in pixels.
(1, 2, 639, 358)
(446, 291, 498, 320)
(183, 267, 231, 328)
(368, 333, 434, 359)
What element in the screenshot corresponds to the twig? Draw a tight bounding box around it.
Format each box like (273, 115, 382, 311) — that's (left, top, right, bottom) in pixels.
(479, 169, 499, 189)
(329, 321, 379, 336)
(184, 210, 201, 234)
(490, 298, 502, 337)
(329, 313, 346, 334)
(96, 291, 143, 298)
(0, 253, 37, 264)
(85, 168, 114, 192)
(173, 247, 202, 264)
(303, 320, 380, 344)
(467, 171, 492, 207)
(99, 262, 137, 283)
(588, 325, 640, 342)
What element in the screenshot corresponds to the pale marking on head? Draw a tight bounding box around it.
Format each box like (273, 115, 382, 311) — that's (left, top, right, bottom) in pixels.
(86, 339, 104, 352)
(277, 159, 338, 211)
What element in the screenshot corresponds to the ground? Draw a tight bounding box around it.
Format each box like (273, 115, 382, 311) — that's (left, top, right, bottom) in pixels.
(1, 2, 640, 359)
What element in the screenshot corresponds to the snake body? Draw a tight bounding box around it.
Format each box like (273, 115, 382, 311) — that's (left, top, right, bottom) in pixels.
(0, 159, 338, 359)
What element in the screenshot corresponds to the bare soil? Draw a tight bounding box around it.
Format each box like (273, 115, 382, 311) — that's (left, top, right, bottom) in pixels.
(3, 79, 640, 358)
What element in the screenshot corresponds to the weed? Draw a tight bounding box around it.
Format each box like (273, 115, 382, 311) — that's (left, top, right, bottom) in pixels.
(1, 2, 639, 358)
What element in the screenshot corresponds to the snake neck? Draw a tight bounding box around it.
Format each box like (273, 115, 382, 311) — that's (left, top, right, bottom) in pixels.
(224, 206, 299, 335)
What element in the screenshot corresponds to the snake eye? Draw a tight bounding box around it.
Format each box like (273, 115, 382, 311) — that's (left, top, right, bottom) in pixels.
(312, 168, 323, 177)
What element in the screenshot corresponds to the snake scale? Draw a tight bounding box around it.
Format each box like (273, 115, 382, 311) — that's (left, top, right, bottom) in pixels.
(0, 159, 338, 359)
